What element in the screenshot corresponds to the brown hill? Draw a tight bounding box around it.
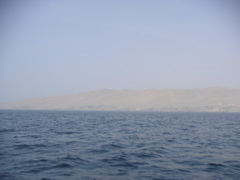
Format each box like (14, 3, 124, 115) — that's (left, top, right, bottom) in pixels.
(1, 87, 240, 112)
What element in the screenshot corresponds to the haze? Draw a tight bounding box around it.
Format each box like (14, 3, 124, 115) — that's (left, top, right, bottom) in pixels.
(1, 0, 240, 103)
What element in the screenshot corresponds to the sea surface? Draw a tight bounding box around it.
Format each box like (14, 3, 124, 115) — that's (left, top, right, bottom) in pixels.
(0, 110, 240, 180)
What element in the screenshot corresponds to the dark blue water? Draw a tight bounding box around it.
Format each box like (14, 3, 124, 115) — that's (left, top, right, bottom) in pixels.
(0, 110, 240, 180)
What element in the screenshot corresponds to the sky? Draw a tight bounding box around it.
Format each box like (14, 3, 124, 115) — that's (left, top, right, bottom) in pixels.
(0, 0, 240, 102)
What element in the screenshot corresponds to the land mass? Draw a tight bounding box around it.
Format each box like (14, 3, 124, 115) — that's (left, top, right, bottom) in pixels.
(1, 87, 240, 112)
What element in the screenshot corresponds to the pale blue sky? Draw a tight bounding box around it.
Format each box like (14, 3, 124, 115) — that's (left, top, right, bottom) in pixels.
(1, 0, 240, 102)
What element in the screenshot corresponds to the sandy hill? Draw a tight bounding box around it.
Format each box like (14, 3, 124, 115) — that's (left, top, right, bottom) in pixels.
(1, 87, 240, 112)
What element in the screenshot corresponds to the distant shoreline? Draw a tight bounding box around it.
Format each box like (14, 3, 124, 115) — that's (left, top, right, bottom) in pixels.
(1, 87, 240, 112)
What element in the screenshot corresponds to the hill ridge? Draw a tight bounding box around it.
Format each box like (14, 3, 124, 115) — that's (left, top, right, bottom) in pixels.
(1, 87, 240, 112)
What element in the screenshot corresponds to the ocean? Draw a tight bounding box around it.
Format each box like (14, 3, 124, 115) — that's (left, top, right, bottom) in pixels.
(0, 110, 240, 180)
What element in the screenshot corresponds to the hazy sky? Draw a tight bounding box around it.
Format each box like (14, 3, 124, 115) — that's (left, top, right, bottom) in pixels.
(1, 0, 240, 102)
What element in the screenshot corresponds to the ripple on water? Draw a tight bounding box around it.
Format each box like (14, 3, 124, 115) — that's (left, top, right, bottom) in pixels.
(0, 111, 240, 180)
